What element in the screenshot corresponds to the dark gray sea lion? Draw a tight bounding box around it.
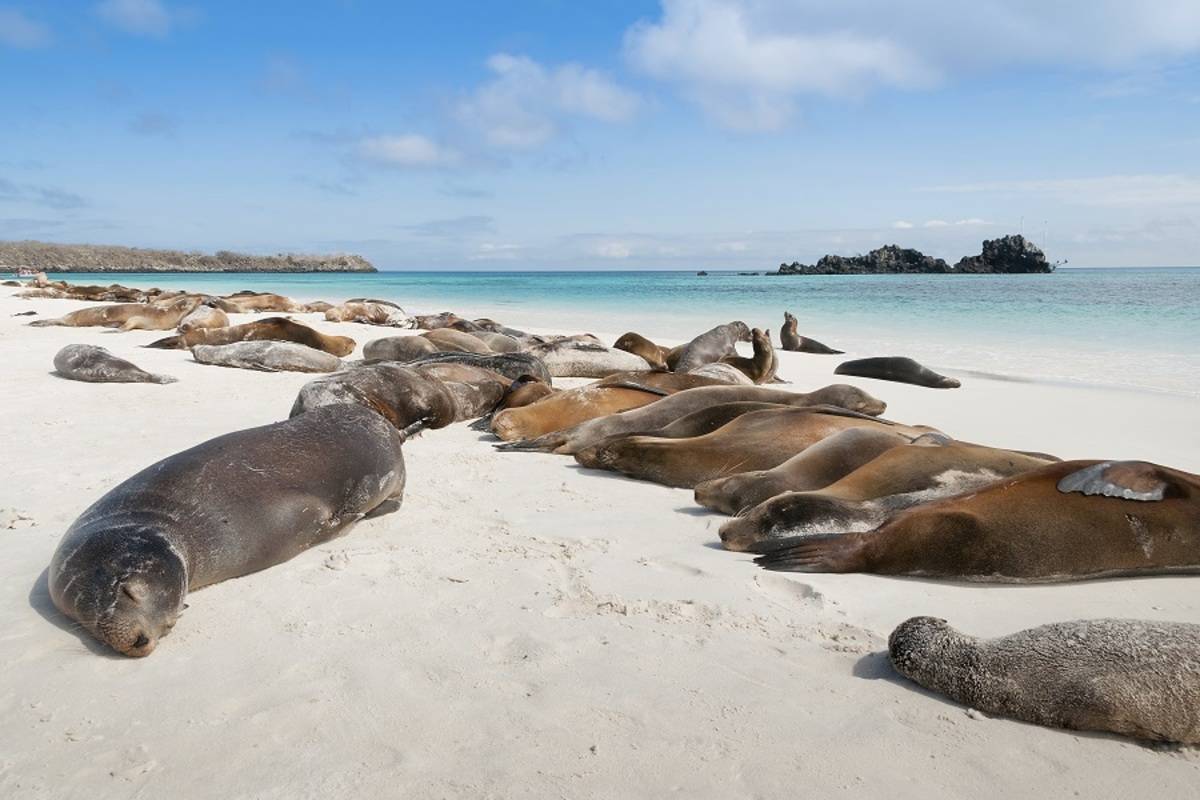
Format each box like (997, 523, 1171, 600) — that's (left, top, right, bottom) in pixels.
(719, 327, 777, 384)
(525, 339, 652, 378)
(192, 341, 343, 373)
(721, 436, 1054, 550)
(290, 362, 458, 432)
(574, 407, 933, 489)
(363, 335, 438, 362)
(889, 617, 1200, 744)
(613, 332, 671, 371)
(53, 344, 177, 385)
(835, 356, 961, 389)
(448, 318, 485, 333)
(694, 427, 911, 515)
(753, 459, 1200, 581)
(147, 317, 356, 357)
(412, 362, 509, 418)
(498, 383, 887, 455)
(405, 352, 552, 385)
(672, 321, 752, 372)
(780, 312, 843, 354)
(422, 328, 493, 354)
(47, 404, 407, 657)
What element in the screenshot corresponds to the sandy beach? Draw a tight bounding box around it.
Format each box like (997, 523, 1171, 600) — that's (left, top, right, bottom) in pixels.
(2, 287, 1198, 798)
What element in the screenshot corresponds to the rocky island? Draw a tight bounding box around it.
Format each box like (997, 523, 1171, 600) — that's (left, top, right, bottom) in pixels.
(774, 235, 1054, 275)
(0, 240, 376, 273)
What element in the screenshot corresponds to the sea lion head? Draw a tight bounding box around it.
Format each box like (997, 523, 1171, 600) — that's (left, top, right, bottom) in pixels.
(694, 470, 772, 516)
(806, 384, 887, 416)
(783, 311, 797, 327)
(498, 374, 553, 411)
(887, 616, 969, 687)
(718, 491, 872, 551)
(730, 321, 752, 342)
(50, 527, 187, 657)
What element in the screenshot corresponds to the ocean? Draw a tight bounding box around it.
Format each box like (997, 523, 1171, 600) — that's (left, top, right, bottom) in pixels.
(33, 268, 1200, 397)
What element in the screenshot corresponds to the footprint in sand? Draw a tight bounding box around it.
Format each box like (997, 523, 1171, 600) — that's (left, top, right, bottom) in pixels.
(0, 508, 35, 529)
(753, 572, 826, 608)
(637, 557, 707, 578)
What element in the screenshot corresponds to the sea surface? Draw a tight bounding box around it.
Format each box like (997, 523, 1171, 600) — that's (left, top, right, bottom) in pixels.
(32, 268, 1200, 396)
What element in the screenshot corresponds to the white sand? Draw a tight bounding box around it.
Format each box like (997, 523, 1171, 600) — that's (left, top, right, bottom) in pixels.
(1, 287, 1198, 798)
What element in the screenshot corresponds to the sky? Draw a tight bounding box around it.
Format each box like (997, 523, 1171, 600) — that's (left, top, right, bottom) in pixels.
(1, 0, 1198, 269)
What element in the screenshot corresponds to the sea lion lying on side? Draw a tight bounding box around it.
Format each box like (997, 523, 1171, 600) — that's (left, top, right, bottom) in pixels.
(53, 344, 177, 385)
(324, 301, 412, 327)
(30, 296, 203, 331)
(525, 338, 652, 378)
(192, 341, 343, 373)
(290, 363, 458, 432)
(835, 356, 960, 389)
(147, 317, 356, 357)
(177, 302, 230, 333)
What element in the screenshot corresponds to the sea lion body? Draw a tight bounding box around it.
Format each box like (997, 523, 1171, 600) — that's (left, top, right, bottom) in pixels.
(835, 356, 960, 389)
(613, 332, 671, 371)
(780, 312, 843, 354)
(324, 301, 411, 327)
(753, 460, 1200, 581)
(412, 312, 465, 330)
(491, 384, 666, 441)
(597, 371, 725, 393)
(405, 352, 552, 384)
(412, 362, 509, 418)
(291, 363, 457, 432)
(30, 296, 201, 331)
(472, 332, 520, 352)
(719, 327, 777, 384)
(526, 339, 652, 378)
(53, 344, 177, 385)
(889, 617, 1200, 744)
(177, 303, 230, 333)
(674, 321, 751, 372)
(422, 328, 493, 354)
(192, 341, 343, 373)
(363, 335, 438, 362)
(220, 292, 305, 313)
(48, 405, 406, 656)
(147, 317, 356, 357)
(687, 362, 754, 385)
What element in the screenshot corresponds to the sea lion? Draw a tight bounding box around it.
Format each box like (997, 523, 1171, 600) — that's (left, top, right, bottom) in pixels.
(613, 332, 670, 371)
(525, 339, 652, 378)
(473, 318, 532, 339)
(694, 427, 911, 515)
(405, 352, 552, 385)
(220, 292, 305, 313)
(472, 331, 521, 353)
(363, 335, 439, 362)
(422, 328, 493, 354)
(835, 356, 961, 389)
(29, 296, 202, 331)
(596, 371, 726, 393)
(721, 436, 1054, 550)
(147, 317, 356, 357)
(53, 344, 177, 385)
(753, 459, 1200, 581)
(290, 362, 457, 432)
(498, 383, 887, 455)
(48, 404, 407, 657)
(780, 312, 843, 354)
(448, 318, 485, 333)
(324, 301, 412, 327)
(467, 375, 556, 432)
(719, 327, 777, 384)
(192, 341, 343, 373)
(575, 406, 933, 488)
(888, 617, 1200, 744)
(490, 383, 670, 441)
(177, 302, 230, 333)
(412, 312, 466, 330)
(412, 362, 509, 418)
(687, 362, 754, 385)
(672, 321, 752, 372)
(302, 301, 334, 313)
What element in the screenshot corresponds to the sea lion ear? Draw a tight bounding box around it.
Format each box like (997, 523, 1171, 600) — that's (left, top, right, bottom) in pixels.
(1057, 461, 1172, 502)
(121, 578, 148, 603)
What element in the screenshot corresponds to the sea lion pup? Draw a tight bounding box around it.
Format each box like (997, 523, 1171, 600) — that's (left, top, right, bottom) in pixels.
(29, 295, 203, 331)
(614, 332, 671, 371)
(574, 407, 933, 489)
(406, 352, 553, 384)
(53, 344, 178, 385)
(177, 302, 230, 333)
(672, 321, 752, 372)
(719, 328, 777, 384)
(147, 317, 356, 357)
(421, 328, 494, 354)
(835, 356, 961, 389)
(490, 383, 671, 441)
(694, 427, 911, 515)
(411, 362, 510, 418)
(720, 436, 1055, 550)
(219, 291, 305, 313)
(324, 301, 412, 327)
(780, 312, 843, 354)
(48, 404, 407, 657)
(888, 617, 1200, 744)
(752, 459, 1200, 581)
(291, 363, 458, 432)
(525, 338, 652, 378)
(363, 335, 439, 362)
(498, 383, 887, 455)
(192, 341, 343, 373)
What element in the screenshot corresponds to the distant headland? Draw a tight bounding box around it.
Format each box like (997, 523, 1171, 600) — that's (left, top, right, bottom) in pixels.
(774, 234, 1054, 275)
(0, 240, 376, 273)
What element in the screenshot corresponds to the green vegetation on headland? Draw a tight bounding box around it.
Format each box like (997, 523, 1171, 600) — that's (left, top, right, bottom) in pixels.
(0, 240, 376, 273)
(774, 235, 1054, 275)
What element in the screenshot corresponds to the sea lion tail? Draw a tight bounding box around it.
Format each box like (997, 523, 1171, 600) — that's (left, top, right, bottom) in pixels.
(494, 433, 565, 453)
(749, 534, 860, 573)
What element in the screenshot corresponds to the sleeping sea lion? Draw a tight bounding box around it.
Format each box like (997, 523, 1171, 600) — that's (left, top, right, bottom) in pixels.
(525, 339, 651, 378)
(30, 296, 203, 331)
(780, 312, 843, 354)
(290, 363, 458, 432)
(490, 383, 670, 441)
(363, 335, 438, 362)
(835, 356, 960, 389)
(219, 292, 305, 313)
(177, 302, 230, 333)
(412, 362, 509, 418)
(192, 341, 343, 373)
(422, 328, 493, 354)
(146, 317, 356, 357)
(324, 301, 411, 327)
(405, 352, 552, 384)
(53, 344, 177, 385)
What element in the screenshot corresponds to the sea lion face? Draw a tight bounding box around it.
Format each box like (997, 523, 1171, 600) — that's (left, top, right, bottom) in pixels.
(810, 384, 887, 416)
(731, 321, 752, 342)
(718, 492, 873, 551)
(693, 471, 770, 515)
(499, 375, 553, 411)
(52, 530, 187, 657)
(887, 616, 956, 681)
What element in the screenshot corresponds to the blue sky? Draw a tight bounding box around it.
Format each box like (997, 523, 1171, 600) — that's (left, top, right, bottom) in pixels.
(1, 0, 1198, 269)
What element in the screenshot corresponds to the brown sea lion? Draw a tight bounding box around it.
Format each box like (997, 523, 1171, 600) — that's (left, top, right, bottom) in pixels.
(497, 383, 887, 455)
(721, 436, 1055, 550)
(597, 371, 726, 393)
(753, 460, 1200, 581)
(574, 407, 934, 489)
(412, 362, 509, 419)
(363, 335, 439, 362)
(694, 427, 912, 515)
(889, 617, 1200, 744)
(146, 317, 356, 357)
(719, 327, 777, 383)
(220, 292, 305, 313)
(467, 375, 556, 432)
(422, 328, 493, 354)
(673, 321, 752, 372)
(448, 318, 486, 333)
(472, 331, 521, 352)
(29, 296, 203, 331)
(490, 383, 669, 441)
(302, 300, 334, 313)
(780, 312, 843, 354)
(177, 302, 230, 333)
(48, 404, 407, 657)
(53, 344, 177, 385)
(290, 363, 457, 432)
(324, 301, 411, 327)
(412, 312, 466, 330)
(835, 356, 961, 389)
(614, 332, 671, 371)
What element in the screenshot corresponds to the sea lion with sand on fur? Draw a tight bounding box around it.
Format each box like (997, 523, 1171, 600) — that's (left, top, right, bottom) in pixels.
(780, 312, 843, 354)
(290, 362, 458, 431)
(147, 317, 356, 357)
(753, 459, 1200, 581)
(48, 404, 408, 657)
(422, 328, 494, 354)
(53, 344, 177, 385)
(192, 341, 343, 373)
(525, 338, 652, 378)
(835, 356, 961, 389)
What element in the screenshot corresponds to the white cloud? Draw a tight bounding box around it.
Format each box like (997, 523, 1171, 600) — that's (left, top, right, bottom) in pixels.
(595, 241, 633, 258)
(921, 174, 1200, 207)
(891, 220, 914, 229)
(97, 0, 172, 38)
(0, 7, 50, 48)
(923, 219, 949, 228)
(625, 0, 1200, 129)
(457, 53, 639, 150)
(469, 242, 523, 261)
(356, 134, 462, 168)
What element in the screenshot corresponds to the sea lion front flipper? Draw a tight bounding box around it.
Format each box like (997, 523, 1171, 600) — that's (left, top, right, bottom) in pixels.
(749, 533, 863, 573)
(1057, 461, 1171, 502)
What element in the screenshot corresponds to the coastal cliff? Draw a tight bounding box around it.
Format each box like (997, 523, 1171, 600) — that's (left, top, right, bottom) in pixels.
(0, 240, 376, 273)
(775, 235, 1053, 275)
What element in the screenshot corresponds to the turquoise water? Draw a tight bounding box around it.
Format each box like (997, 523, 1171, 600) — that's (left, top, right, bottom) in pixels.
(32, 268, 1200, 395)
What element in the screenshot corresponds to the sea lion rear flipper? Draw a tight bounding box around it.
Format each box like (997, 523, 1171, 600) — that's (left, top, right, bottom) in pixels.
(494, 432, 567, 453)
(749, 534, 861, 573)
(1057, 461, 1172, 502)
(468, 415, 494, 432)
(146, 335, 183, 349)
